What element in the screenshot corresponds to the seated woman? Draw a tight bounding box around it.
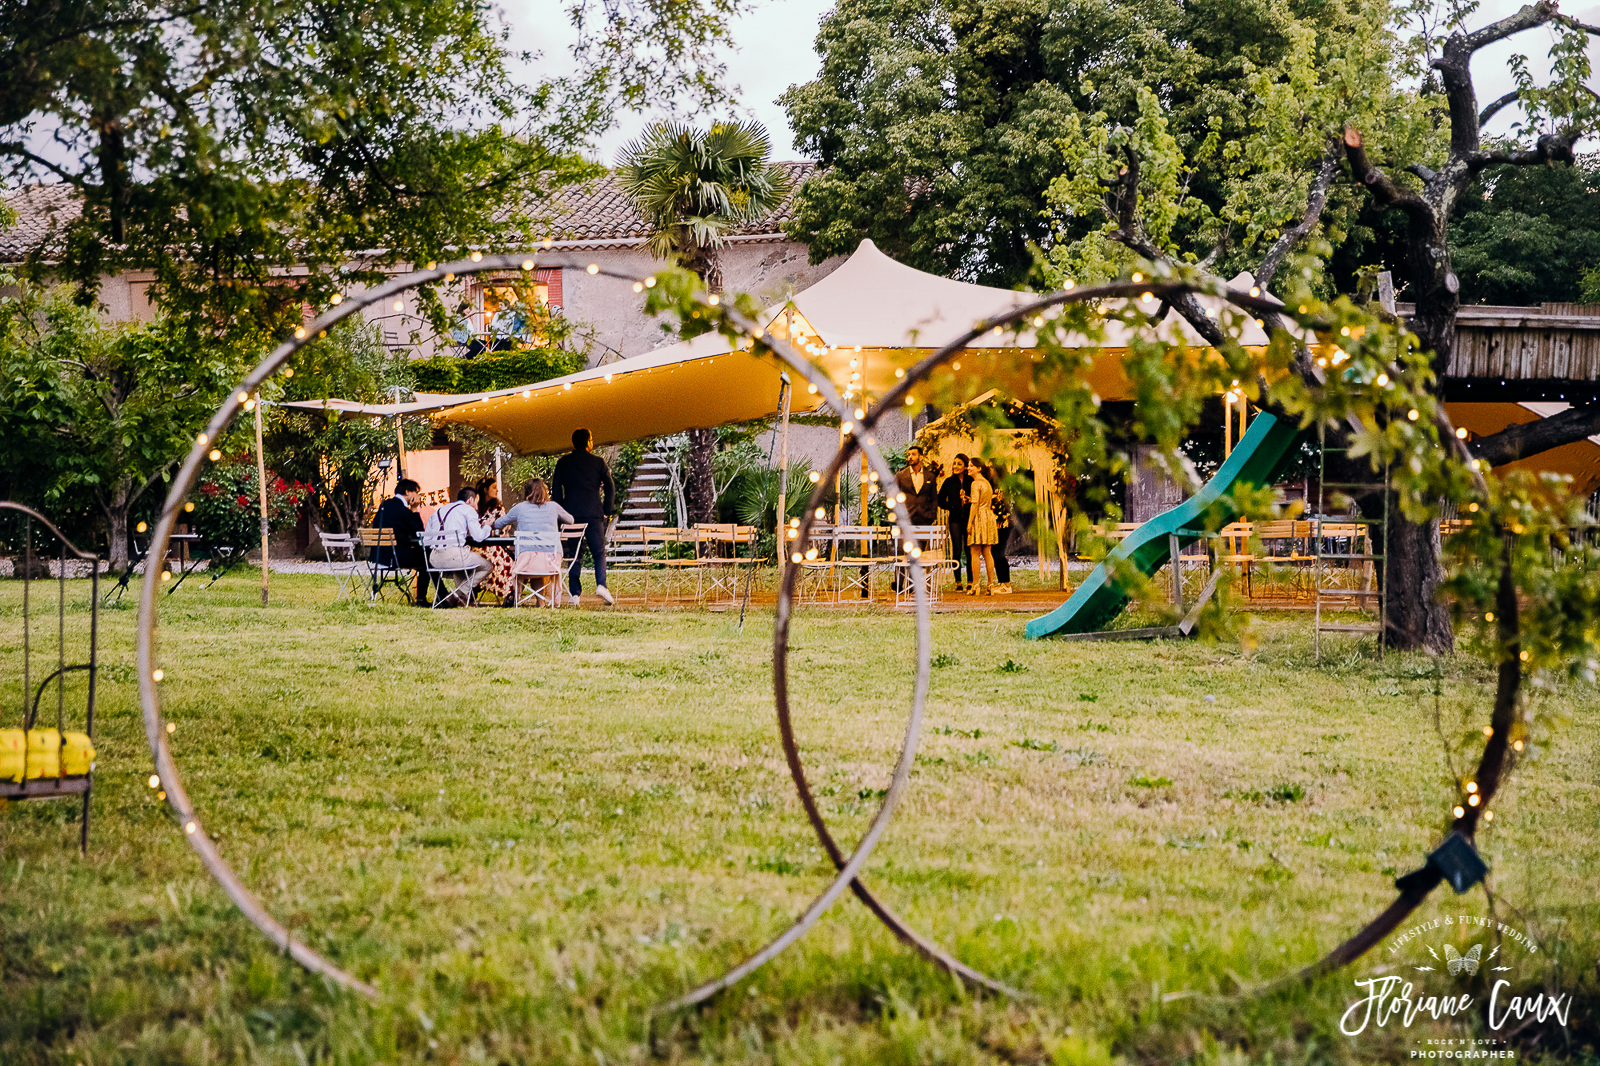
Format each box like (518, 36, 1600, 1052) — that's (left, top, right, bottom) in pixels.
(492, 477, 575, 607)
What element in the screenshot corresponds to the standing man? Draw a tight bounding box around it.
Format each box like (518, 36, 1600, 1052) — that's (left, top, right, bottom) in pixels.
(894, 445, 939, 526)
(552, 428, 616, 606)
(374, 477, 430, 605)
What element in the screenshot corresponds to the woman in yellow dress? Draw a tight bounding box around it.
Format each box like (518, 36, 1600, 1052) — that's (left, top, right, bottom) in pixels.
(966, 464, 999, 594)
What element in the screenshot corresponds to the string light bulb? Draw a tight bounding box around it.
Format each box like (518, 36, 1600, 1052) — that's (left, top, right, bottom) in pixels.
(645, 276, 656, 287)
(166, 722, 175, 734)
(1513, 739, 1524, 751)
(426, 261, 437, 271)
(633, 282, 644, 293)
(708, 295, 720, 306)
(294, 327, 307, 339)
(815, 507, 826, 518)
(1376, 373, 1389, 386)
(136, 522, 148, 534)
(152, 670, 164, 682)
(331, 293, 343, 305)
(471, 252, 482, 262)
(1465, 781, 1477, 793)
(1453, 805, 1465, 818)
(1468, 794, 1480, 806)
(1484, 810, 1493, 821)
(586, 264, 599, 274)
(522, 260, 534, 271)
(148, 775, 160, 788)
(1407, 409, 1419, 421)
(1456, 427, 1469, 439)
(808, 471, 820, 483)
(185, 821, 197, 834)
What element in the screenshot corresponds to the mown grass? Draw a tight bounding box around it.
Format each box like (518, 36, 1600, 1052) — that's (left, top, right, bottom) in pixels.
(1, 572, 1597, 1064)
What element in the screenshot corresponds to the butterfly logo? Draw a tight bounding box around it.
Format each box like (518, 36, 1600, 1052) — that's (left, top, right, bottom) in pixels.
(1445, 943, 1483, 977)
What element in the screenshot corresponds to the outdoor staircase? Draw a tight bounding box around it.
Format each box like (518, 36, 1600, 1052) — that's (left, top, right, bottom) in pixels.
(612, 449, 673, 554)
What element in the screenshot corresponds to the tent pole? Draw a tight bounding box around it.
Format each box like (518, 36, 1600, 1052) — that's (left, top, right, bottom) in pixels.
(493, 447, 503, 501)
(254, 396, 270, 607)
(777, 373, 791, 537)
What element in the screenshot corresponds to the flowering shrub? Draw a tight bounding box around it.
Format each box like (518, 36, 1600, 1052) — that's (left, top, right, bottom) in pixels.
(190, 456, 309, 550)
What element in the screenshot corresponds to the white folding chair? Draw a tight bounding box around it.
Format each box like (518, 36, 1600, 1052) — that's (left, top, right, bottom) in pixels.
(421, 528, 481, 608)
(894, 526, 948, 607)
(319, 530, 359, 602)
(512, 530, 562, 608)
(793, 523, 838, 603)
(558, 523, 589, 605)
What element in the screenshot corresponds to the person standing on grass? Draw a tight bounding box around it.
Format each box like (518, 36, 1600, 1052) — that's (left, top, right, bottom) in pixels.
(894, 445, 939, 525)
(965, 461, 999, 595)
(937, 454, 973, 590)
(980, 460, 1013, 594)
(374, 477, 431, 605)
(552, 427, 616, 606)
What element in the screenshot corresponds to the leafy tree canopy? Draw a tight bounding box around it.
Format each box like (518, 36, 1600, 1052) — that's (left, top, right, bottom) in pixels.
(0, 0, 745, 337)
(780, 0, 1398, 286)
(1451, 155, 1600, 306)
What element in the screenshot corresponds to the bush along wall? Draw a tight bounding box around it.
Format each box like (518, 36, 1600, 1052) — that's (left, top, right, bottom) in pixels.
(410, 348, 586, 394)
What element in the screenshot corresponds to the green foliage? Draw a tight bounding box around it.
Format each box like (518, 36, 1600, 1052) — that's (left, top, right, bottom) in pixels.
(782, 0, 1415, 285)
(1451, 158, 1600, 306)
(189, 457, 308, 551)
(0, 0, 746, 336)
(265, 320, 421, 534)
(0, 281, 244, 562)
(408, 348, 586, 394)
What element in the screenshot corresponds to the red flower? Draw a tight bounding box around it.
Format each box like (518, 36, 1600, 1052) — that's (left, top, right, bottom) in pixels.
(236, 494, 251, 507)
(200, 482, 220, 497)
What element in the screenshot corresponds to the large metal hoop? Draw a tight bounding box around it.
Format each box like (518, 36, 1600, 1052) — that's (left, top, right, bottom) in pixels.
(136, 253, 1275, 1004)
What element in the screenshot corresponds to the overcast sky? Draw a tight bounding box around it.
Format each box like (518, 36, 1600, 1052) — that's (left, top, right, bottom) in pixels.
(507, 0, 1600, 165)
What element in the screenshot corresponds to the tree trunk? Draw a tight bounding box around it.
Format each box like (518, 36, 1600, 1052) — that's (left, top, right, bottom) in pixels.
(687, 428, 716, 525)
(1385, 206, 1459, 652)
(103, 482, 132, 571)
(1384, 511, 1454, 654)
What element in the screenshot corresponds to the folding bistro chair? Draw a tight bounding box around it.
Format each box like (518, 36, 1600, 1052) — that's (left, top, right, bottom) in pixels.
(420, 529, 482, 608)
(793, 523, 838, 603)
(833, 525, 892, 601)
(358, 527, 413, 603)
(512, 529, 563, 607)
(693, 523, 759, 604)
(894, 525, 949, 607)
(642, 526, 703, 604)
(319, 530, 360, 601)
(559, 523, 589, 605)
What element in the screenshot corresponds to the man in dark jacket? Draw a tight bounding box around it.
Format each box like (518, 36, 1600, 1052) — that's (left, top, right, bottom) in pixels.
(551, 427, 616, 605)
(373, 478, 430, 604)
(893, 445, 939, 525)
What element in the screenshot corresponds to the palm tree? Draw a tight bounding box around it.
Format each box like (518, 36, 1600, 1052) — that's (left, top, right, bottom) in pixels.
(617, 120, 794, 292)
(617, 120, 793, 525)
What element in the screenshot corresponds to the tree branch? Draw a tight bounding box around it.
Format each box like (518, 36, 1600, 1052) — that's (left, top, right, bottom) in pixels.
(1342, 127, 1434, 227)
(1468, 401, 1600, 467)
(1478, 90, 1521, 127)
(1462, 1, 1559, 53)
(1255, 141, 1343, 292)
(0, 142, 83, 184)
(1467, 130, 1581, 172)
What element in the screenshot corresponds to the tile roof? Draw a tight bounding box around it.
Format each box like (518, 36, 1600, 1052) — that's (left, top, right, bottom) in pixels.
(534, 161, 815, 242)
(0, 161, 817, 261)
(0, 183, 82, 261)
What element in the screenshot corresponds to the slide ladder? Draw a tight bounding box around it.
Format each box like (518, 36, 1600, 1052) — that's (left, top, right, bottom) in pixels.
(1025, 413, 1304, 639)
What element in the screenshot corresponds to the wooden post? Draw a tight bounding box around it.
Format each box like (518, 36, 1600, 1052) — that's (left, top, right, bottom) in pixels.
(1224, 394, 1233, 459)
(253, 396, 270, 606)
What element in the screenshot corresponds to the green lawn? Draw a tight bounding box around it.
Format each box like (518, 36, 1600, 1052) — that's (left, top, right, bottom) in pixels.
(2, 572, 1597, 1064)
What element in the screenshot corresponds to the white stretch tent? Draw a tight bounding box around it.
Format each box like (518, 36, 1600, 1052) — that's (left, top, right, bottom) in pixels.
(283, 239, 1266, 453)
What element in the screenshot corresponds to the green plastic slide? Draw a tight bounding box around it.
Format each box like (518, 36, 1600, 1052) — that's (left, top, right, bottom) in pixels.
(1025, 412, 1304, 639)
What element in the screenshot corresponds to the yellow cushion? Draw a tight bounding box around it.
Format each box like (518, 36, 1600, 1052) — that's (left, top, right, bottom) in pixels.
(0, 729, 22, 784)
(25, 729, 61, 779)
(61, 732, 95, 776)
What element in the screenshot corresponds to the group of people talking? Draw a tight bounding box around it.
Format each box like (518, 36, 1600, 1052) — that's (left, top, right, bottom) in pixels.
(893, 444, 1013, 594)
(372, 428, 616, 607)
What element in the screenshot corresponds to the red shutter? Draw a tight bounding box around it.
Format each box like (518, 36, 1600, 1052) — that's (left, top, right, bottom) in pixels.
(538, 268, 563, 311)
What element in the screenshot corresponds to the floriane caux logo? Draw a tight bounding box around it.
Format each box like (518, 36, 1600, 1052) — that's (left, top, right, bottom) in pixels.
(1339, 914, 1576, 1043)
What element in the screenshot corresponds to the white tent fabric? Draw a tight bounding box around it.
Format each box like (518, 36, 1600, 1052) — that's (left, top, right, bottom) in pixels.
(286, 239, 1275, 453)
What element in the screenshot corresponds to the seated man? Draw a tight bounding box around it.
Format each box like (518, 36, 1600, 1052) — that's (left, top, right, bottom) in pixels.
(373, 478, 431, 605)
(426, 487, 494, 606)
